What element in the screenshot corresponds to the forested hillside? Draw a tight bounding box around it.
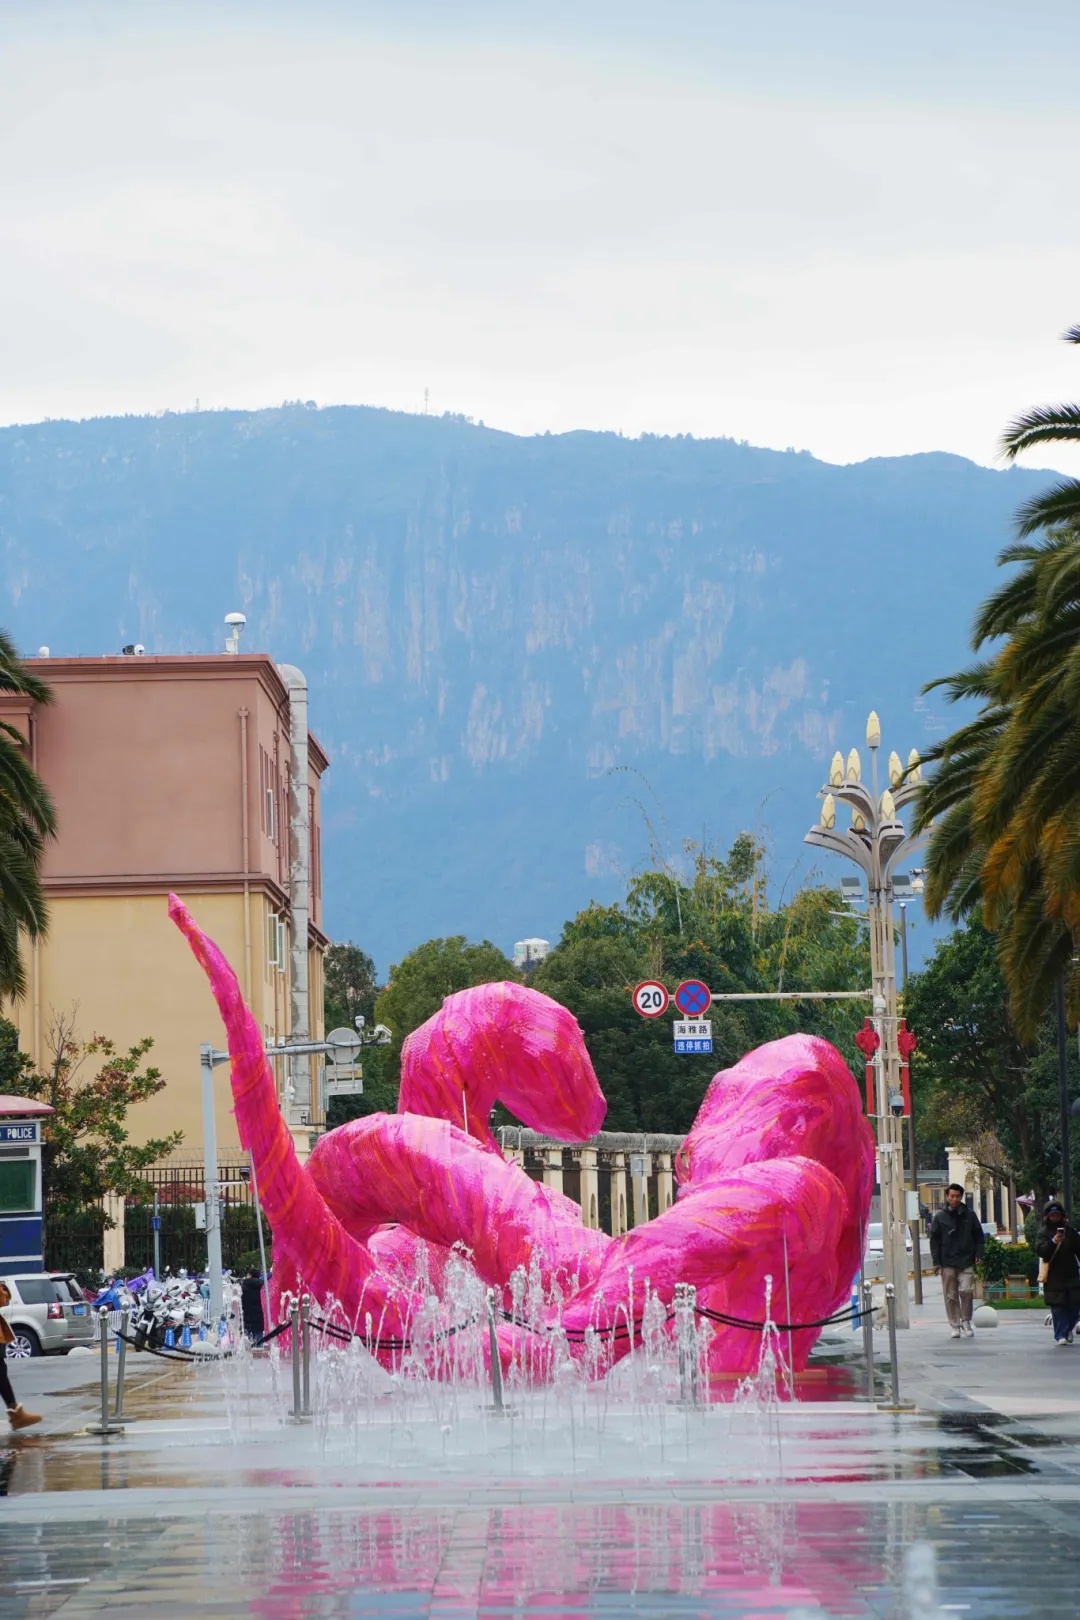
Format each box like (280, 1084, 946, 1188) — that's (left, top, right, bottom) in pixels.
(0, 404, 1049, 965)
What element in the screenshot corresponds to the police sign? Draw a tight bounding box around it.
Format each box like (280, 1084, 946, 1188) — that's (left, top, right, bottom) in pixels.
(0, 1123, 38, 1144)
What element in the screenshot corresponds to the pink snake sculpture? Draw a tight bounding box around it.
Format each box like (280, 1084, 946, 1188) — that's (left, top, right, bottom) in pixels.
(170, 895, 874, 1379)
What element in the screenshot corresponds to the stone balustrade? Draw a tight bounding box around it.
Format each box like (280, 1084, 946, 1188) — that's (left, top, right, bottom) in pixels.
(496, 1128, 685, 1237)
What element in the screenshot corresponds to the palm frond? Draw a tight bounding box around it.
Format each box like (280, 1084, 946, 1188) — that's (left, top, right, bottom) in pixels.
(1002, 405, 1080, 460)
(973, 562, 1042, 646)
(999, 894, 1073, 1042)
(921, 659, 1003, 703)
(0, 630, 52, 707)
(1014, 479, 1080, 539)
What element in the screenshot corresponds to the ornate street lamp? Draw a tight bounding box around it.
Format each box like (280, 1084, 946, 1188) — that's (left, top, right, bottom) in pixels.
(805, 713, 924, 1327)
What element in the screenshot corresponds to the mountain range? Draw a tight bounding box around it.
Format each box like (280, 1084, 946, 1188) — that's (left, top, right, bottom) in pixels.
(0, 405, 1051, 971)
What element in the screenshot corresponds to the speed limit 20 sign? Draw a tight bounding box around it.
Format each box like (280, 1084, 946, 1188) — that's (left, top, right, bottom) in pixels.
(633, 981, 670, 1018)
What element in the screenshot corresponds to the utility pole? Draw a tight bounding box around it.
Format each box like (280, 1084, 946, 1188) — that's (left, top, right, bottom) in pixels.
(200, 1043, 226, 1320)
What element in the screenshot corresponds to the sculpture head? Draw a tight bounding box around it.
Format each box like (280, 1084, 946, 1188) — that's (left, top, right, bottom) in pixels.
(399, 981, 607, 1151)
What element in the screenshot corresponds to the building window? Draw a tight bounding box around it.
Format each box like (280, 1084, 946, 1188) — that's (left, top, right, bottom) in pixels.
(267, 912, 287, 971)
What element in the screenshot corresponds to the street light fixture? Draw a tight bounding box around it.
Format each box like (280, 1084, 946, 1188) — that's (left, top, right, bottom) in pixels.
(805, 713, 925, 1327)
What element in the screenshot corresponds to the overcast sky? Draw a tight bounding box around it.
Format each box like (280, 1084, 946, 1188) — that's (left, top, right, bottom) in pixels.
(1, 0, 1078, 469)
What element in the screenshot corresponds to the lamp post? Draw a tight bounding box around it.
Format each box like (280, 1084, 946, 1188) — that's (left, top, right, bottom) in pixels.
(805, 713, 924, 1328)
(893, 869, 925, 1305)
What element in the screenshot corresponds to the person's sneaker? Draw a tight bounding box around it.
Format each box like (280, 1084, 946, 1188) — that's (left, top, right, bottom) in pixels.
(961, 1321, 974, 1338)
(1058, 1338, 1072, 1348)
(7, 1405, 41, 1430)
(950, 1327, 961, 1339)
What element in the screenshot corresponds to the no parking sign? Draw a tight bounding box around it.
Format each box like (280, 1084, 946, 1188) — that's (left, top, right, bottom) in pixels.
(674, 979, 712, 1017)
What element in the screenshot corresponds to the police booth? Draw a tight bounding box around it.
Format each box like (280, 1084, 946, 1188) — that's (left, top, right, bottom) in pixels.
(0, 1097, 54, 1270)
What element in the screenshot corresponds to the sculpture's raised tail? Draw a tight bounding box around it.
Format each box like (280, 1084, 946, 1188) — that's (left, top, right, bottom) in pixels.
(168, 894, 401, 1332)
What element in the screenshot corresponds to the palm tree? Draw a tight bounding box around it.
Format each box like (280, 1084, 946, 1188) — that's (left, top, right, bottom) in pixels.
(1003, 323, 1080, 535)
(0, 632, 55, 999)
(914, 527, 1080, 1036)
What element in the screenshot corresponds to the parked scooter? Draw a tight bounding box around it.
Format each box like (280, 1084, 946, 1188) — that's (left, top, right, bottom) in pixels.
(131, 1273, 206, 1350)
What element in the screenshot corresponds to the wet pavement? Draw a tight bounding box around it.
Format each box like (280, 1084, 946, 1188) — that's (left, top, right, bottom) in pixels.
(2, 1297, 1079, 1617)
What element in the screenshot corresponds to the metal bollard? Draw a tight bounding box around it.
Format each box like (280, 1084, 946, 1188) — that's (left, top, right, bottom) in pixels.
(862, 1280, 875, 1400)
(486, 1288, 504, 1413)
(885, 1283, 901, 1405)
(300, 1295, 312, 1418)
(89, 1308, 124, 1435)
(877, 1282, 915, 1411)
(674, 1282, 698, 1407)
(288, 1300, 307, 1421)
(113, 1307, 131, 1421)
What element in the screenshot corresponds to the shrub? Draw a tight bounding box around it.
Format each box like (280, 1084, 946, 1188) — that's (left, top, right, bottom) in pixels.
(230, 1248, 270, 1277)
(980, 1237, 1038, 1285)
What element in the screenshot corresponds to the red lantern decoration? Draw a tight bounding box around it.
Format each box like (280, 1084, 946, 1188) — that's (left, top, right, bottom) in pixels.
(854, 1018, 880, 1115)
(897, 1019, 917, 1115)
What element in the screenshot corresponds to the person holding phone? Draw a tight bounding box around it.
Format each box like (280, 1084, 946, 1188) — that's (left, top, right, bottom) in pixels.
(1037, 1200, 1080, 1345)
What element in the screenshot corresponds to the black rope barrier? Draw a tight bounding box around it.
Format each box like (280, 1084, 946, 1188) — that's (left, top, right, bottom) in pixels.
(120, 1296, 866, 1367)
(116, 1329, 233, 1363)
(696, 1302, 865, 1333)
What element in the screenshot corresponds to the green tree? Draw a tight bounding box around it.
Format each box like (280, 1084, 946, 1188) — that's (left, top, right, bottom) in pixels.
(530, 837, 872, 1134)
(323, 941, 378, 1032)
(0, 1012, 182, 1222)
(915, 323, 1080, 1037)
(323, 940, 392, 1128)
(373, 935, 519, 1097)
(0, 630, 56, 998)
(914, 525, 1080, 1036)
(902, 916, 1062, 1205)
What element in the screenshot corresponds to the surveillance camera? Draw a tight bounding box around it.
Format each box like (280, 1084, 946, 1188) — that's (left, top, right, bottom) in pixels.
(373, 1023, 392, 1045)
(133, 643, 146, 656)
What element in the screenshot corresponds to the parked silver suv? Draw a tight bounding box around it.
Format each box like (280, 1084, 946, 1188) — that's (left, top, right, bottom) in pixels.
(1, 1273, 95, 1358)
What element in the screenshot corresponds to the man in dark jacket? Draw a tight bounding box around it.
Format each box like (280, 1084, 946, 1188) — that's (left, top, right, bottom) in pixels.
(1036, 1201, 1080, 1345)
(929, 1184, 985, 1339)
(239, 1271, 266, 1342)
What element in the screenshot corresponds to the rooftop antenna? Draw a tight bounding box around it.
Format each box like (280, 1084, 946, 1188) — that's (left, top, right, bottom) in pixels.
(224, 612, 246, 655)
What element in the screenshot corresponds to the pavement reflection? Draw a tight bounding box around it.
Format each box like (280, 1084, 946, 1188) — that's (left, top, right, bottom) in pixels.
(3, 1495, 1079, 1617)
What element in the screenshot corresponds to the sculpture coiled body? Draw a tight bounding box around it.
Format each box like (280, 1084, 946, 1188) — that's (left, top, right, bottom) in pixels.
(170, 894, 874, 1379)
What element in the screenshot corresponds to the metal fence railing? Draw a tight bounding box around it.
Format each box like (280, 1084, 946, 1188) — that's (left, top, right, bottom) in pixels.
(45, 1216, 105, 1277)
(43, 1160, 268, 1284)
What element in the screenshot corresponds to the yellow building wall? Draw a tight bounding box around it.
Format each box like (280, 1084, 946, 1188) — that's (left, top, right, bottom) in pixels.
(15, 890, 294, 1159)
